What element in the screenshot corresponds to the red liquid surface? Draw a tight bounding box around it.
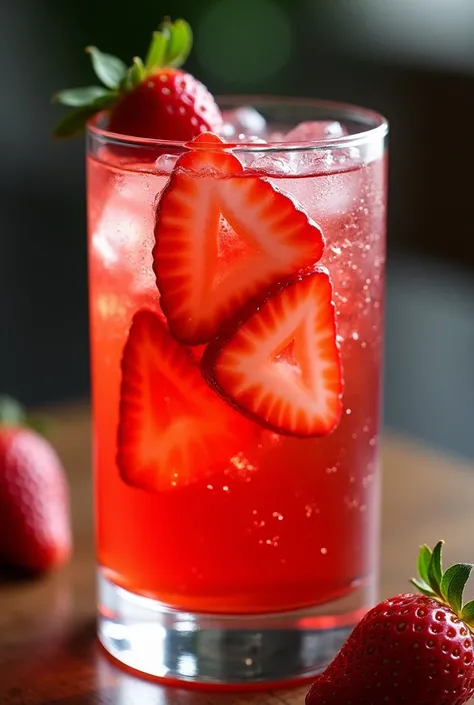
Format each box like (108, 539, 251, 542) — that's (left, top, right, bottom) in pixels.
(89, 149, 386, 614)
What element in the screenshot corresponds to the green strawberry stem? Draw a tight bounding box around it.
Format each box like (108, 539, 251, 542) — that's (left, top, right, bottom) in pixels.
(0, 395, 51, 438)
(411, 541, 474, 631)
(52, 17, 193, 139)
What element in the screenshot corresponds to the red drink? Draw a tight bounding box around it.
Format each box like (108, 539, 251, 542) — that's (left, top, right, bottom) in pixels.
(88, 99, 387, 686)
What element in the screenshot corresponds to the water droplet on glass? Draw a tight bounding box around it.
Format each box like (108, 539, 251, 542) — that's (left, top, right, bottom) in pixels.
(326, 466, 338, 475)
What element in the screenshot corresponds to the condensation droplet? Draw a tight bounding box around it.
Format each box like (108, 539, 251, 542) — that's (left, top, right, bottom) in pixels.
(305, 503, 320, 518)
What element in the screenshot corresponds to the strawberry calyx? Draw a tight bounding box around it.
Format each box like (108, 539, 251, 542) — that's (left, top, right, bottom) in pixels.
(52, 17, 193, 138)
(0, 395, 26, 426)
(0, 395, 50, 437)
(411, 540, 474, 632)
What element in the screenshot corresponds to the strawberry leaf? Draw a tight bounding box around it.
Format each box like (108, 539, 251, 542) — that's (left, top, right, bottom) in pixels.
(125, 57, 146, 91)
(410, 578, 437, 598)
(54, 86, 110, 107)
(144, 18, 192, 73)
(427, 540, 444, 594)
(53, 107, 98, 138)
(52, 93, 117, 138)
(164, 19, 193, 68)
(417, 544, 432, 585)
(461, 599, 474, 625)
(86, 46, 127, 89)
(440, 563, 473, 614)
(145, 31, 168, 72)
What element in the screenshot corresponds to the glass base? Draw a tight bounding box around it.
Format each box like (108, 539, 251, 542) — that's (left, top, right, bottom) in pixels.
(97, 569, 374, 688)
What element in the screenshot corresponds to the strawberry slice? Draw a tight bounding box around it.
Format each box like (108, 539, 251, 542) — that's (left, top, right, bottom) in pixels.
(153, 133, 325, 345)
(202, 269, 343, 437)
(117, 308, 251, 492)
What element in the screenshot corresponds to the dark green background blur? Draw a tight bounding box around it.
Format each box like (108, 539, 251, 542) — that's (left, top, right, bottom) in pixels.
(1, 0, 474, 457)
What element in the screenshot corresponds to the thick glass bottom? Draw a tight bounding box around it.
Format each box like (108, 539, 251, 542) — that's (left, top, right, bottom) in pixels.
(97, 569, 374, 688)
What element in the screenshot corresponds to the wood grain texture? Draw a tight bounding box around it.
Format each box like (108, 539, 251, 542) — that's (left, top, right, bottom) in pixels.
(1, 403, 473, 704)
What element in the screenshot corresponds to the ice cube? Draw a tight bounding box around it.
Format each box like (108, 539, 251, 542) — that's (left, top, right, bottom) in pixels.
(220, 107, 267, 139)
(92, 171, 168, 292)
(284, 121, 347, 142)
(155, 153, 179, 174)
(244, 153, 296, 176)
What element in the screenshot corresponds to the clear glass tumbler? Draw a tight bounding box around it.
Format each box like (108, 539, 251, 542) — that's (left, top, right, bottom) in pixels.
(88, 98, 388, 688)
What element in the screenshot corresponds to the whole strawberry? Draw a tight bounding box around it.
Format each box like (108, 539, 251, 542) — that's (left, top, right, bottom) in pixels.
(53, 17, 222, 141)
(0, 397, 71, 573)
(306, 541, 474, 705)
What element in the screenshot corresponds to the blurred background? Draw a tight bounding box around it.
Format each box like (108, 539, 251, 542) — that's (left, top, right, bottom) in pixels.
(1, 0, 473, 457)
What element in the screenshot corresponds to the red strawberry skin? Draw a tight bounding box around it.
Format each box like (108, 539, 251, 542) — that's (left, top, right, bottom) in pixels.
(0, 428, 71, 573)
(108, 69, 223, 141)
(306, 593, 474, 705)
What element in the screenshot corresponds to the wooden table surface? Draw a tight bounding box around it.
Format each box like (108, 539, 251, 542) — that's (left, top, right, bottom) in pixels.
(1, 402, 474, 705)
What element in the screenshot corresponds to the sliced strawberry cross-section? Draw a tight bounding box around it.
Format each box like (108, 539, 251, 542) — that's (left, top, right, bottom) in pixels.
(117, 308, 252, 492)
(153, 132, 325, 346)
(202, 269, 343, 437)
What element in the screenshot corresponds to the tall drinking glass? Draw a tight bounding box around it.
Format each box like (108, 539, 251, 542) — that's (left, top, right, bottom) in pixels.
(87, 98, 388, 688)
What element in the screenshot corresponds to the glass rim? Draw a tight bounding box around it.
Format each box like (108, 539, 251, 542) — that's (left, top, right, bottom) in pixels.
(87, 95, 388, 153)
